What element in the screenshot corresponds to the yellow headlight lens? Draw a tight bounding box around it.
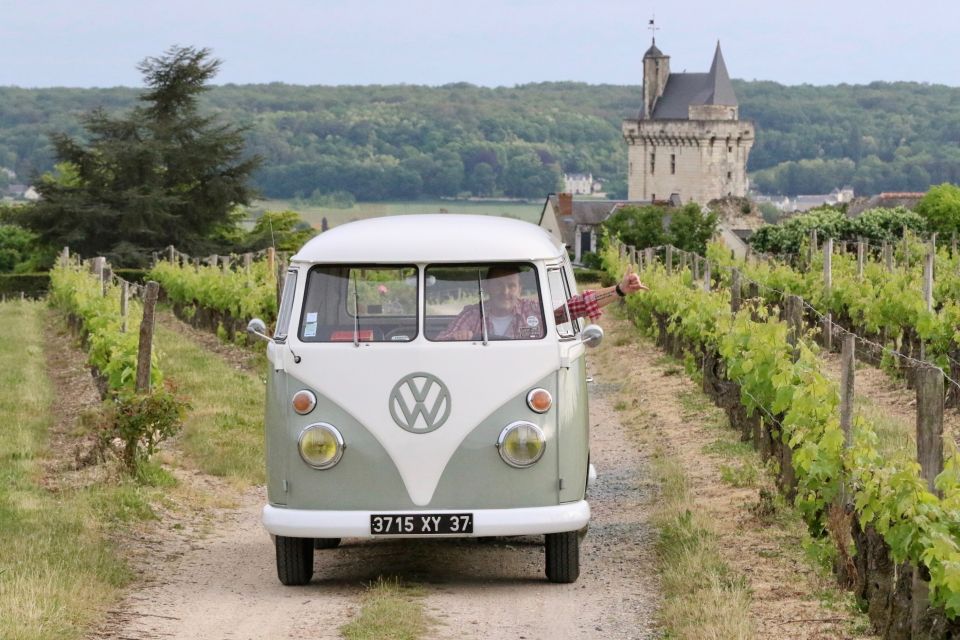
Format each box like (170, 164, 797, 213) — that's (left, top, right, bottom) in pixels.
(497, 421, 546, 467)
(298, 423, 344, 469)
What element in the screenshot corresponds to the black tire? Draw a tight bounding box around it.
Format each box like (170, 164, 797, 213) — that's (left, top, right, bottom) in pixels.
(544, 530, 580, 583)
(275, 535, 314, 586)
(314, 537, 341, 550)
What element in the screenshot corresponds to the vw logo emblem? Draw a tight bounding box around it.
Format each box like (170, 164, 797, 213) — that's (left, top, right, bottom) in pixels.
(389, 372, 451, 433)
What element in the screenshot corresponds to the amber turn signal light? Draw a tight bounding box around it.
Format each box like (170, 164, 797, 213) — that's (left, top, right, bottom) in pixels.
(292, 390, 317, 415)
(526, 388, 553, 413)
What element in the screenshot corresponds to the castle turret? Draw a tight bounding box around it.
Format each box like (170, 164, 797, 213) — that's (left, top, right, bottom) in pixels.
(623, 39, 755, 204)
(642, 41, 670, 119)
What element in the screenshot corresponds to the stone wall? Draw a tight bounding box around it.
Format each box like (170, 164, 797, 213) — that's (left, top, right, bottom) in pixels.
(623, 118, 754, 204)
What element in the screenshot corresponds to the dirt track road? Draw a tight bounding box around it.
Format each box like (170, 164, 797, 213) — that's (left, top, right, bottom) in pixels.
(92, 363, 659, 640)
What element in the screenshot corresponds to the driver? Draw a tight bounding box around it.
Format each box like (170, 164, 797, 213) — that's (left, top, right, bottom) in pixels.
(436, 265, 647, 341)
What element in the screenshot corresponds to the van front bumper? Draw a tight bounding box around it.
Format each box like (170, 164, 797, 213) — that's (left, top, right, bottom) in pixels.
(262, 501, 590, 538)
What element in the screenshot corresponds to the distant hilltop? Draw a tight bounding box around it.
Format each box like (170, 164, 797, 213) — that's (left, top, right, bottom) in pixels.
(1, 80, 957, 201)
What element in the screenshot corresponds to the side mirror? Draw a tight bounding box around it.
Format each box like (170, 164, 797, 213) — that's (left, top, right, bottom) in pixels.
(247, 318, 272, 343)
(582, 324, 604, 348)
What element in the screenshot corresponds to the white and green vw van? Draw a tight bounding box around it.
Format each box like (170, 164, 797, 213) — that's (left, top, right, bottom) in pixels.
(248, 214, 602, 585)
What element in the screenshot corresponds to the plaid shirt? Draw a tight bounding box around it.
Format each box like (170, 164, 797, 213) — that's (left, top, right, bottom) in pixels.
(435, 291, 600, 340)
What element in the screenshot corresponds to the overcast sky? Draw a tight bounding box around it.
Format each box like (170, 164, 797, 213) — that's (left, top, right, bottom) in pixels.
(2, 0, 957, 89)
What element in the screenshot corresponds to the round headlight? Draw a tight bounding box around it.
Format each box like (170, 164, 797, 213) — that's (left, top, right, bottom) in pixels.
(497, 421, 546, 468)
(526, 388, 553, 413)
(292, 390, 317, 415)
(298, 423, 344, 469)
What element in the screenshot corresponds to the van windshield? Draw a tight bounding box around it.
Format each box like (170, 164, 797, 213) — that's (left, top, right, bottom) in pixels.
(424, 263, 545, 341)
(299, 265, 418, 342)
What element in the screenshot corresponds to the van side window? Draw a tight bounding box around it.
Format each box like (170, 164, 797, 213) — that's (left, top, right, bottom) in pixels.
(299, 265, 418, 342)
(547, 268, 576, 338)
(424, 263, 545, 341)
(274, 270, 298, 341)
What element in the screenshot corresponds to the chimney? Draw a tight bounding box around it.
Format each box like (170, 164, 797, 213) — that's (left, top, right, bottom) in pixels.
(558, 193, 573, 217)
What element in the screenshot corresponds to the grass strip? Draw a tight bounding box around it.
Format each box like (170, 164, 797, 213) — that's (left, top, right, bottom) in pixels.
(155, 323, 266, 485)
(0, 301, 158, 640)
(340, 576, 429, 640)
(650, 449, 756, 639)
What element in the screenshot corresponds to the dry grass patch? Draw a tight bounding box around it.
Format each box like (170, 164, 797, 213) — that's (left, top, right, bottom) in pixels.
(340, 576, 431, 640)
(651, 451, 755, 639)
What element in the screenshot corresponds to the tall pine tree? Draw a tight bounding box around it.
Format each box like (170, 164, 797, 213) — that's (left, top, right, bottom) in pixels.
(18, 46, 260, 265)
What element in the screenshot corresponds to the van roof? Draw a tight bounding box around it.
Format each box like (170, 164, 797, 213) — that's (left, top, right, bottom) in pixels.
(292, 214, 566, 264)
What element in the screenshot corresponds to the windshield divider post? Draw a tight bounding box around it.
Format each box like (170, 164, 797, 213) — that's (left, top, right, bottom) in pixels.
(352, 270, 360, 347)
(477, 268, 488, 345)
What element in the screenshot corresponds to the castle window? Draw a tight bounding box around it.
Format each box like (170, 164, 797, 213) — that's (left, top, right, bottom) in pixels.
(670, 154, 676, 175)
(650, 152, 655, 174)
(728, 146, 733, 153)
(629, 162, 633, 175)
(727, 171, 732, 180)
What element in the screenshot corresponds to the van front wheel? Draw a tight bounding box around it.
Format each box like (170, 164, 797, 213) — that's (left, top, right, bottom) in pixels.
(544, 530, 580, 583)
(275, 535, 314, 585)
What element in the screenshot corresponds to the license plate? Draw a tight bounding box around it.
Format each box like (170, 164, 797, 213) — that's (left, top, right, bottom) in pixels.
(370, 513, 473, 535)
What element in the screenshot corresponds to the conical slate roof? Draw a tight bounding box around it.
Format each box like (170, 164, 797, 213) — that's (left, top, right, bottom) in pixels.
(705, 41, 737, 105)
(644, 41, 665, 58)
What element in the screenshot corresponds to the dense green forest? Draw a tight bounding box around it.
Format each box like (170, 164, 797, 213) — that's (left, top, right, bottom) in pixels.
(2, 80, 959, 200)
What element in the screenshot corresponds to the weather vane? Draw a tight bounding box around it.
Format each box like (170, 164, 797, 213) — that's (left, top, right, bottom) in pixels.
(648, 15, 659, 44)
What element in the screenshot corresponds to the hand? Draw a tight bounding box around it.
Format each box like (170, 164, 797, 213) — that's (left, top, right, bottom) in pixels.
(620, 266, 649, 293)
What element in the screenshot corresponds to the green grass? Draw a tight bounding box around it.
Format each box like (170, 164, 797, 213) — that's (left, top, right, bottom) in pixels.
(855, 408, 914, 460)
(702, 439, 755, 457)
(0, 300, 156, 640)
(249, 198, 542, 230)
(340, 577, 430, 640)
(155, 324, 266, 485)
(719, 462, 760, 488)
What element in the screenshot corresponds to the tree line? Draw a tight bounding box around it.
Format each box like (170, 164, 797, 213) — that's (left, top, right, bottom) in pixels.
(2, 78, 960, 200)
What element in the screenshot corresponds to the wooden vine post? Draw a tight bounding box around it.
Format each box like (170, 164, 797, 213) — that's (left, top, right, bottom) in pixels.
(902, 225, 910, 267)
(135, 281, 160, 394)
(808, 228, 819, 268)
(702, 259, 711, 292)
(120, 281, 129, 333)
(839, 335, 855, 505)
(911, 364, 945, 631)
(665, 246, 673, 273)
(920, 236, 936, 362)
(781, 294, 804, 500)
(923, 237, 935, 313)
(730, 268, 741, 313)
(101, 265, 112, 297)
(823, 238, 833, 351)
(644, 247, 654, 269)
(856, 238, 865, 279)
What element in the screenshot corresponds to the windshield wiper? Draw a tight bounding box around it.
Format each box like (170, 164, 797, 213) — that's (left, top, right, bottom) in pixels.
(477, 268, 488, 345)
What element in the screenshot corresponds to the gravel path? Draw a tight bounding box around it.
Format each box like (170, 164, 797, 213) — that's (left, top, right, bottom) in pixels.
(91, 316, 660, 639)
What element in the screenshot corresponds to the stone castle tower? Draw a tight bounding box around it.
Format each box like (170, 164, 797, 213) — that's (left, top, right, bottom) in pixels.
(622, 40, 754, 204)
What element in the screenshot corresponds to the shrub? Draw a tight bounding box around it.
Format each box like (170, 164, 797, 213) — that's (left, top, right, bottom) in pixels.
(103, 390, 185, 474)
